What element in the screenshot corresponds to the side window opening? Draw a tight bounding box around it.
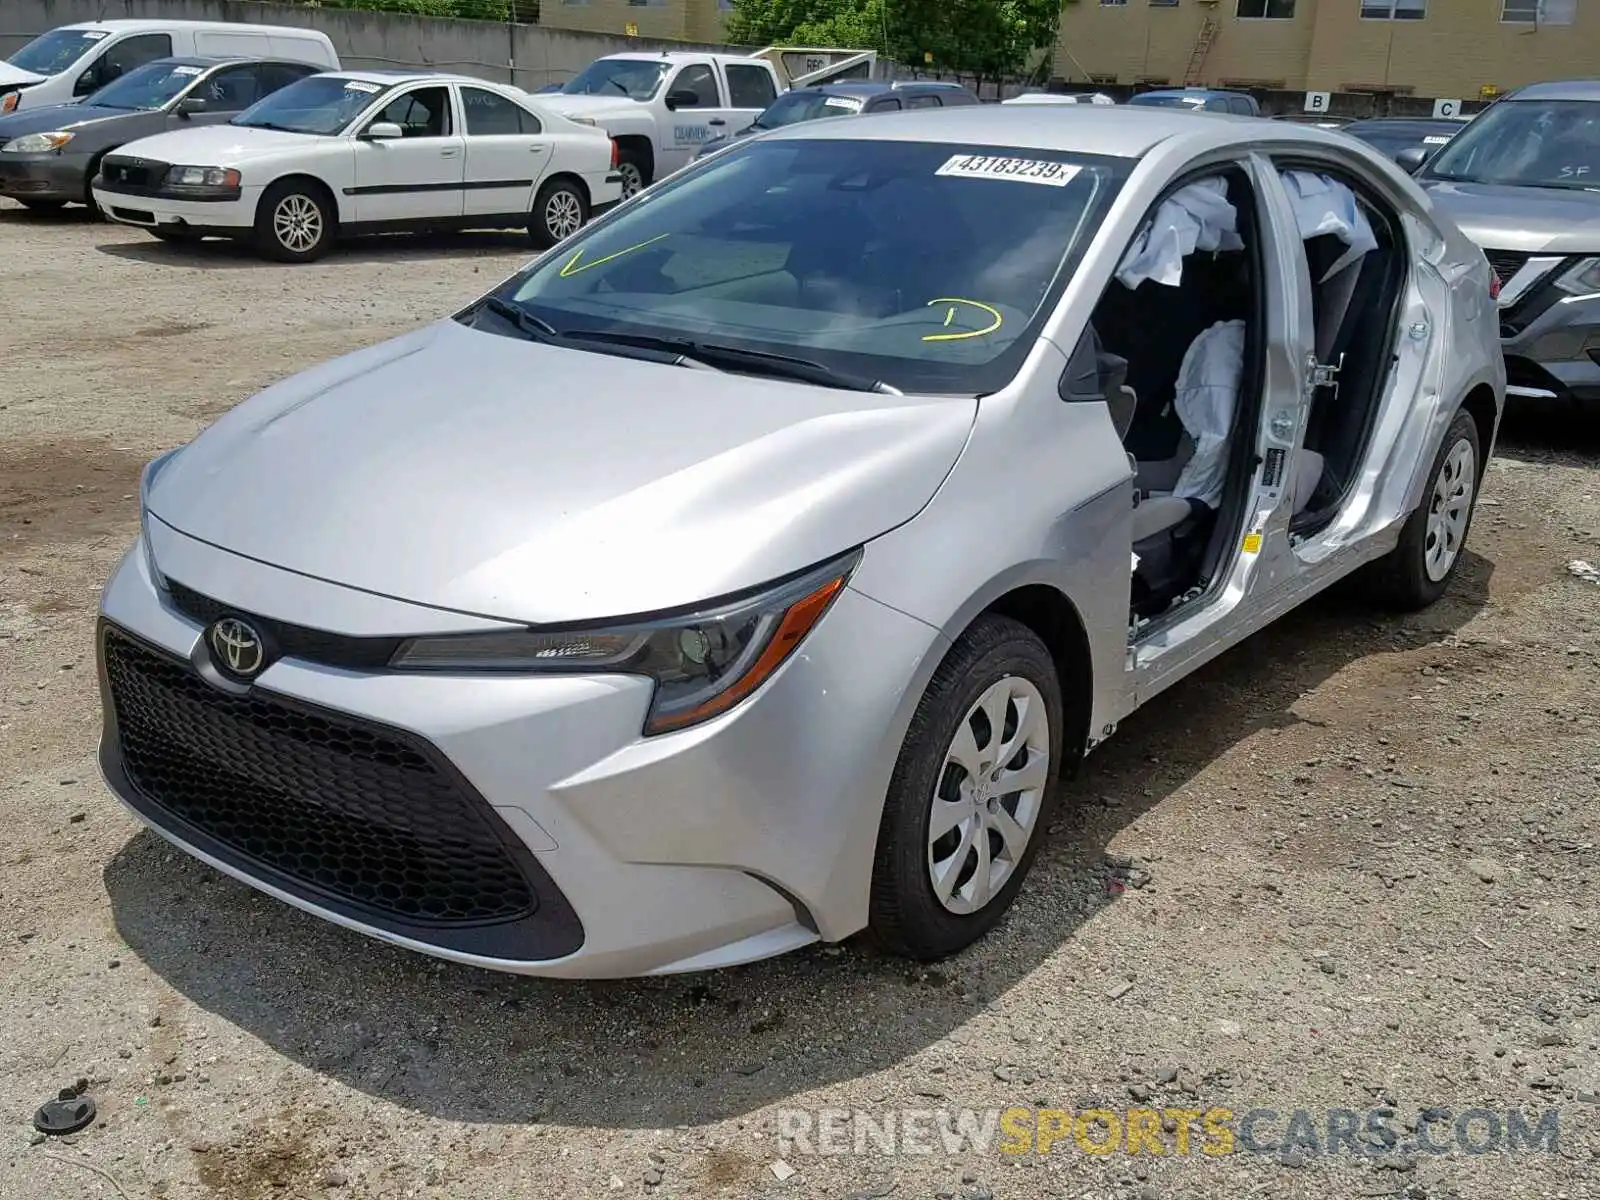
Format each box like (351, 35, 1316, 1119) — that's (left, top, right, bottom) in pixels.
(1275, 165, 1405, 532)
(674, 64, 720, 108)
(462, 86, 528, 137)
(1075, 168, 1267, 628)
(203, 65, 266, 111)
(377, 87, 452, 138)
(726, 63, 777, 109)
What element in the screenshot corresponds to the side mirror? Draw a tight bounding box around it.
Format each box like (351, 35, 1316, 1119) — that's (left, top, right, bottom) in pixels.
(1394, 145, 1429, 175)
(176, 96, 207, 118)
(664, 89, 699, 111)
(73, 68, 102, 98)
(363, 121, 405, 141)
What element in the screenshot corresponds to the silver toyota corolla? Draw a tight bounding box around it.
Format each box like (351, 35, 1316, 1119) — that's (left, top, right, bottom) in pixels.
(97, 106, 1504, 978)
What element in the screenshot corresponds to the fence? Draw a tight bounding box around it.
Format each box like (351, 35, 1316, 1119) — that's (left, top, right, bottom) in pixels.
(0, 0, 744, 90)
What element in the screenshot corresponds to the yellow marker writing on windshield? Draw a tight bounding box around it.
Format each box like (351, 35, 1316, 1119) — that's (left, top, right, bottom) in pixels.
(922, 297, 1003, 342)
(558, 233, 672, 278)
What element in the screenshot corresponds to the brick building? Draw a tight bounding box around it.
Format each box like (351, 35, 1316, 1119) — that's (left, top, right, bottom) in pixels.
(1055, 0, 1595, 102)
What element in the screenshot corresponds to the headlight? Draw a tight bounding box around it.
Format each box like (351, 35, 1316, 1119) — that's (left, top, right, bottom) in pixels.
(163, 165, 241, 189)
(2, 131, 73, 153)
(1556, 257, 1600, 297)
(138, 448, 184, 588)
(390, 551, 860, 735)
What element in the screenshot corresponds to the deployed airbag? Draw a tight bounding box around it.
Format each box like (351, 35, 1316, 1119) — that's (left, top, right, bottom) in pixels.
(1116, 178, 1245, 289)
(1171, 319, 1247, 509)
(1281, 171, 1378, 281)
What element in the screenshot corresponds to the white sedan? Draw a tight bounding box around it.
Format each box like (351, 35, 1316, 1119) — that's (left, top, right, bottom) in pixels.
(92, 69, 625, 262)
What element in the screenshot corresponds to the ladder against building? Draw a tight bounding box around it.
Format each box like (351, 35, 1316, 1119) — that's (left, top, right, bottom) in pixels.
(1184, 15, 1218, 86)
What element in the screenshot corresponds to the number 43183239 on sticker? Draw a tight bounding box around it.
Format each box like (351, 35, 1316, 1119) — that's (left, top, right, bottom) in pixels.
(936, 154, 1081, 187)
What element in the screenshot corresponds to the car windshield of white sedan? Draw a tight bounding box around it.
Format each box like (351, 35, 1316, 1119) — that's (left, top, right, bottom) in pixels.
(500, 139, 1128, 394)
(86, 61, 207, 111)
(1422, 100, 1600, 189)
(7, 29, 104, 76)
(232, 75, 389, 135)
(560, 59, 668, 101)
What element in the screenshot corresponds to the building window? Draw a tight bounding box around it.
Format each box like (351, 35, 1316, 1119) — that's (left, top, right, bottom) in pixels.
(1361, 0, 1425, 17)
(1150, 0, 1179, 7)
(1237, 0, 1296, 16)
(1100, 0, 1128, 6)
(627, 0, 667, 7)
(1502, 0, 1575, 21)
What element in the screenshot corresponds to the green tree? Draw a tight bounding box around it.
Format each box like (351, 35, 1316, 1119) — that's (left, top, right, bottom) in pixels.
(726, 0, 887, 50)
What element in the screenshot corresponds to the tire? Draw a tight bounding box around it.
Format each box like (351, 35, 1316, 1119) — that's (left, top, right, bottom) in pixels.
(528, 178, 587, 250)
(868, 614, 1065, 960)
(1365, 407, 1482, 611)
(254, 179, 333, 263)
(615, 150, 648, 200)
(17, 198, 66, 214)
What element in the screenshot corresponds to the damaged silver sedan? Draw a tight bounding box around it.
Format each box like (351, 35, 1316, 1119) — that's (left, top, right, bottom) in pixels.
(98, 107, 1503, 976)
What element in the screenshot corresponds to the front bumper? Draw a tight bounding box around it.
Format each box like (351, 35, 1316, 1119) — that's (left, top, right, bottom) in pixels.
(97, 523, 943, 977)
(93, 184, 259, 237)
(0, 150, 93, 202)
(1499, 280, 1600, 403)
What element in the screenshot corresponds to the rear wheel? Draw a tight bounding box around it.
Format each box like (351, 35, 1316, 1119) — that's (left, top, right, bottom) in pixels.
(1365, 408, 1481, 610)
(528, 178, 587, 250)
(255, 180, 333, 263)
(868, 615, 1064, 960)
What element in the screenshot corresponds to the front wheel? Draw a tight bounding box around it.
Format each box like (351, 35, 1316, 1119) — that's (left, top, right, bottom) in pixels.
(1365, 408, 1482, 610)
(255, 180, 333, 263)
(868, 615, 1064, 960)
(615, 151, 647, 200)
(528, 179, 587, 250)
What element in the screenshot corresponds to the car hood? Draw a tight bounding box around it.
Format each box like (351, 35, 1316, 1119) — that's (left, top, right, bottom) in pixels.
(0, 62, 47, 89)
(1423, 179, 1600, 254)
(535, 93, 645, 120)
(146, 320, 977, 625)
(0, 103, 136, 137)
(107, 123, 320, 166)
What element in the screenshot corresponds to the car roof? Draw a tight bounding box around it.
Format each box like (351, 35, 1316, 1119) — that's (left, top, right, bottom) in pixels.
(1501, 79, 1600, 102)
(59, 19, 329, 35)
(798, 81, 960, 98)
(329, 68, 483, 86)
(762, 103, 1333, 159)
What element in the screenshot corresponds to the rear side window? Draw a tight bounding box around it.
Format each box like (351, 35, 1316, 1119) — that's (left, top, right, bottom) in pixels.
(726, 63, 777, 109)
(199, 64, 270, 111)
(867, 97, 902, 113)
(905, 94, 939, 109)
(462, 86, 539, 136)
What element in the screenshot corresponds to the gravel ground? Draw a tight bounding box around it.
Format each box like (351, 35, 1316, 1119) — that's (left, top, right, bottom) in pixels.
(1, 200, 1598, 1200)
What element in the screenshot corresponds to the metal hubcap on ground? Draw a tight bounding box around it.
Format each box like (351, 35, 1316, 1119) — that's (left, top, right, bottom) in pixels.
(273, 194, 322, 254)
(545, 190, 583, 239)
(618, 163, 643, 199)
(1424, 437, 1475, 582)
(928, 675, 1050, 916)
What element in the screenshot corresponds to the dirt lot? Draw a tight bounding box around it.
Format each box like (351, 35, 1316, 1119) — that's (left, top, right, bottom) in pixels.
(1, 199, 1598, 1200)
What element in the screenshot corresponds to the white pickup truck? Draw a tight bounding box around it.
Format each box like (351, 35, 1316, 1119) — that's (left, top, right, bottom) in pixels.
(535, 47, 877, 197)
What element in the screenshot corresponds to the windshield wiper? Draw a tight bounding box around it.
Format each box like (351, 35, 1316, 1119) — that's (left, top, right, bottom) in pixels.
(562, 330, 901, 393)
(476, 296, 562, 341)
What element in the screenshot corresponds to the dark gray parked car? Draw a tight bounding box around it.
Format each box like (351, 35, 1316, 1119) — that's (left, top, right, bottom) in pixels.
(1412, 80, 1600, 405)
(0, 55, 319, 212)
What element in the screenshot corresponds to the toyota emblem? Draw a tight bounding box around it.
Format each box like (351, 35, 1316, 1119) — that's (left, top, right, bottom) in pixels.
(209, 617, 266, 678)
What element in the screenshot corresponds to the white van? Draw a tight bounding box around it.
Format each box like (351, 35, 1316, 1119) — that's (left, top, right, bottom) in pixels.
(0, 20, 339, 114)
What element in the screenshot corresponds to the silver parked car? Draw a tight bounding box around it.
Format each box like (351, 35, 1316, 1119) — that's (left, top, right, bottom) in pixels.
(1408, 80, 1600, 406)
(98, 106, 1503, 978)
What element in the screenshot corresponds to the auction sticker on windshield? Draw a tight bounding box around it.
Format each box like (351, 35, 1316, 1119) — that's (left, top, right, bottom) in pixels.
(936, 155, 1080, 187)
(345, 80, 381, 93)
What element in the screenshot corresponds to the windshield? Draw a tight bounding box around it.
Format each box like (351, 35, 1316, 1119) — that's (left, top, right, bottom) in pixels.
(1421, 99, 1600, 189)
(754, 91, 863, 129)
(561, 59, 668, 101)
(486, 138, 1129, 394)
(84, 60, 204, 111)
(233, 75, 386, 135)
(7, 29, 106, 76)
(1347, 124, 1453, 159)
(1128, 94, 1200, 110)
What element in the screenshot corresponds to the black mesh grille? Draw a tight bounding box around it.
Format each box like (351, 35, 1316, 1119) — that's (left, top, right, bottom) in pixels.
(103, 628, 536, 925)
(1484, 248, 1531, 284)
(165, 579, 403, 670)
